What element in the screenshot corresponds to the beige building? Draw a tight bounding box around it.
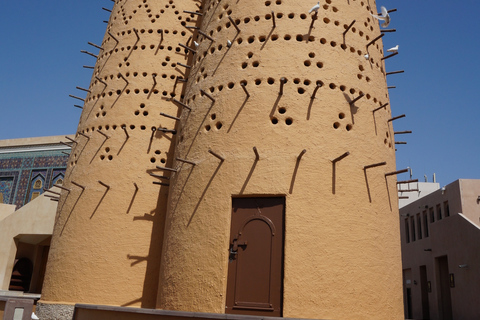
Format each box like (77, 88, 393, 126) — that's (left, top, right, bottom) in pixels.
(0, 136, 71, 319)
(400, 179, 480, 320)
(37, 0, 406, 319)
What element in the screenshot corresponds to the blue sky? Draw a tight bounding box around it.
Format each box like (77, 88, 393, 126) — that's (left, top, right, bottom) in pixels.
(1, 1, 479, 186)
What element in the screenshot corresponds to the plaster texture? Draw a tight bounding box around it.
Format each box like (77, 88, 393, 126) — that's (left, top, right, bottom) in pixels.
(41, 0, 404, 319)
(40, 0, 190, 309)
(157, 0, 404, 319)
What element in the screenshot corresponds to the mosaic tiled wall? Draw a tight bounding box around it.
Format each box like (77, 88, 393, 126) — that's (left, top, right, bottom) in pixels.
(0, 150, 68, 209)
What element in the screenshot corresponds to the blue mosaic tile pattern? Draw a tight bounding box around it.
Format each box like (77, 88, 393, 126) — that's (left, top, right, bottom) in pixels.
(0, 149, 68, 209)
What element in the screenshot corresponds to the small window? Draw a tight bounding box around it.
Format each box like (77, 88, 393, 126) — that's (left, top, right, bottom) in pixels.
(429, 208, 435, 223)
(33, 180, 43, 189)
(405, 219, 410, 243)
(417, 214, 422, 240)
(423, 211, 429, 237)
(55, 179, 64, 185)
(444, 201, 450, 217)
(436, 204, 442, 220)
(410, 216, 416, 242)
(31, 192, 40, 201)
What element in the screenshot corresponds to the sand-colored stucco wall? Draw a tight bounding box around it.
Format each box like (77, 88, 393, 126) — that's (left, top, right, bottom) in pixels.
(39, 0, 191, 309)
(157, 0, 404, 319)
(0, 194, 57, 291)
(41, 0, 404, 318)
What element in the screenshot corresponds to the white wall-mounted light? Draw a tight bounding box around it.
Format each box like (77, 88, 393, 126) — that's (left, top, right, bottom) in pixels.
(459, 264, 468, 268)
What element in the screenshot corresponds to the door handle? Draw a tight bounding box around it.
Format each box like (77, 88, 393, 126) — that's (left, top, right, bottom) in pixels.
(231, 238, 248, 254)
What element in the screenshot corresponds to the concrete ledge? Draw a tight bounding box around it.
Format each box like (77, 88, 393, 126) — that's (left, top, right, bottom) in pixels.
(36, 302, 75, 320)
(73, 304, 328, 320)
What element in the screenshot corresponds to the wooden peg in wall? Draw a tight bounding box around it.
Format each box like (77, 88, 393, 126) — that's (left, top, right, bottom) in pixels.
(177, 62, 191, 69)
(97, 130, 109, 139)
(272, 11, 276, 28)
(228, 16, 241, 33)
(199, 30, 214, 42)
(366, 33, 385, 48)
(241, 83, 250, 98)
(331, 151, 350, 163)
(76, 86, 91, 93)
(381, 52, 398, 61)
(69, 95, 85, 102)
(385, 168, 409, 177)
(107, 32, 119, 46)
(386, 70, 404, 76)
(387, 114, 405, 122)
(183, 10, 203, 16)
(208, 149, 225, 162)
(343, 20, 356, 36)
(373, 103, 388, 113)
(297, 149, 307, 160)
(310, 83, 322, 99)
(363, 162, 387, 170)
(160, 112, 180, 121)
(78, 132, 90, 140)
(81, 50, 98, 58)
(158, 128, 177, 134)
(309, 11, 318, 30)
(88, 42, 104, 50)
(156, 166, 178, 172)
(172, 99, 192, 111)
(381, 29, 396, 33)
(60, 141, 73, 148)
(71, 181, 86, 190)
(122, 125, 129, 139)
(253, 147, 260, 161)
(102, 7, 112, 13)
(98, 180, 111, 190)
(119, 73, 129, 85)
(200, 89, 215, 102)
(95, 76, 108, 88)
(179, 43, 197, 54)
(74, 105, 83, 109)
(394, 131, 412, 135)
(349, 93, 365, 106)
(397, 179, 418, 185)
(126, 183, 138, 214)
(83, 66, 94, 69)
(279, 77, 287, 95)
(65, 136, 78, 144)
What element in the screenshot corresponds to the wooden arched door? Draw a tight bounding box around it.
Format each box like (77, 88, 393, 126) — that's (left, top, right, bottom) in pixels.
(226, 197, 284, 317)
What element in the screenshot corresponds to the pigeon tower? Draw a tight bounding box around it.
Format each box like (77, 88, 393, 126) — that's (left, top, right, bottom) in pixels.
(39, 0, 405, 319)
